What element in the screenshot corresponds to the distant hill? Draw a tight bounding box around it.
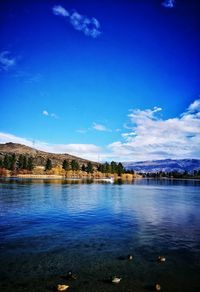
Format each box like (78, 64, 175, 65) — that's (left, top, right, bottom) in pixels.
(123, 159, 200, 173)
(0, 142, 97, 167)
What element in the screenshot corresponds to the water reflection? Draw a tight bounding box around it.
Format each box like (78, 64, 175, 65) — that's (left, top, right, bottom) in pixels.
(0, 178, 200, 292)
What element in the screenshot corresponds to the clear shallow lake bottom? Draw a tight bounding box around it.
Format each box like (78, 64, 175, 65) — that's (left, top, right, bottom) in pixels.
(0, 178, 200, 292)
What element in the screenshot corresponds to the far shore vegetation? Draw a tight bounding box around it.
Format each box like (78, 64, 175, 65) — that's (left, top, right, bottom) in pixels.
(0, 154, 137, 181)
(140, 170, 200, 179)
(0, 153, 200, 180)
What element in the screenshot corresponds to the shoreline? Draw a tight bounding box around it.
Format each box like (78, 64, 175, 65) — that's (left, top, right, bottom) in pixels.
(0, 175, 199, 182)
(0, 173, 142, 181)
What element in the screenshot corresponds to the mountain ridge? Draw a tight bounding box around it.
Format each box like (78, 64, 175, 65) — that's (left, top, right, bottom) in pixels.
(123, 158, 200, 173)
(0, 142, 97, 167)
(1, 143, 200, 173)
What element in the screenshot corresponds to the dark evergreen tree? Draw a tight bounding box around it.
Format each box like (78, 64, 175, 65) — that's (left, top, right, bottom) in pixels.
(71, 160, 79, 171)
(0, 157, 3, 168)
(110, 161, 117, 173)
(104, 162, 111, 173)
(3, 154, 10, 169)
(22, 156, 27, 169)
(9, 154, 16, 170)
(27, 157, 34, 171)
(116, 162, 124, 176)
(81, 164, 86, 172)
(62, 159, 70, 171)
(17, 154, 24, 169)
(97, 163, 104, 172)
(45, 158, 52, 171)
(86, 162, 93, 173)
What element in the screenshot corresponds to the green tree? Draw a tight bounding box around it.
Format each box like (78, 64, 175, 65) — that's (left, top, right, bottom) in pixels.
(104, 162, 111, 173)
(62, 159, 70, 171)
(17, 154, 24, 169)
(0, 157, 3, 168)
(22, 156, 27, 169)
(71, 160, 79, 171)
(110, 161, 117, 173)
(81, 164, 86, 172)
(45, 158, 52, 171)
(3, 154, 10, 169)
(27, 156, 34, 171)
(116, 162, 124, 176)
(86, 162, 93, 173)
(97, 163, 104, 172)
(9, 154, 16, 170)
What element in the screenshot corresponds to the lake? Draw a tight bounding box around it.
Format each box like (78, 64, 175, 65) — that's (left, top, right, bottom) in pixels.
(0, 178, 200, 292)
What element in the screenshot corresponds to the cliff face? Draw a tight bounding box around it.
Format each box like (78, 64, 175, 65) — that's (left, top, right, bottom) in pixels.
(0, 142, 97, 167)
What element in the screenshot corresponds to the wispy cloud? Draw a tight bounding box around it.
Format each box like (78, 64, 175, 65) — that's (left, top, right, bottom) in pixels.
(92, 122, 111, 132)
(42, 110, 49, 116)
(14, 71, 43, 84)
(0, 51, 16, 71)
(51, 113, 59, 119)
(42, 110, 59, 119)
(52, 5, 69, 17)
(108, 99, 200, 161)
(0, 132, 33, 147)
(187, 99, 200, 113)
(161, 0, 175, 8)
(1, 100, 200, 163)
(76, 129, 88, 134)
(52, 5, 101, 38)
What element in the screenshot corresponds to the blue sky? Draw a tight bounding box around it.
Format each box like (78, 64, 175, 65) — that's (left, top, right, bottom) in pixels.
(0, 0, 200, 162)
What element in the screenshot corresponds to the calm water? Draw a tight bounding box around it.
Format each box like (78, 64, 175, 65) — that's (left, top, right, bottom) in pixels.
(0, 178, 200, 292)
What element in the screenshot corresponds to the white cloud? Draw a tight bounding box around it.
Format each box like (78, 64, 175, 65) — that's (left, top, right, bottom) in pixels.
(108, 99, 200, 161)
(55, 144, 101, 161)
(52, 5, 69, 17)
(93, 122, 111, 132)
(128, 106, 162, 122)
(52, 5, 101, 38)
(0, 51, 16, 71)
(121, 132, 136, 140)
(42, 110, 49, 116)
(1, 100, 200, 163)
(70, 12, 101, 38)
(162, 0, 175, 8)
(187, 99, 200, 113)
(42, 110, 59, 119)
(0, 132, 33, 147)
(0, 132, 101, 161)
(76, 129, 88, 134)
(51, 113, 59, 119)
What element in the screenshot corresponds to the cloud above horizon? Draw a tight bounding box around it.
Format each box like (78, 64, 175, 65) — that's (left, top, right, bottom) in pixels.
(52, 5, 69, 17)
(42, 110, 59, 119)
(161, 0, 175, 9)
(52, 5, 101, 38)
(92, 122, 111, 132)
(108, 99, 200, 161)
(0, 51, 16, 71)
(0, 132, 101, 161)
(1, 100, 200, 162)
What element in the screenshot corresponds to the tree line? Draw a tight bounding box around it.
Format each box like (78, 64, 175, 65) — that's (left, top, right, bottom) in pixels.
(140, 170, 200, 179)
(0, 154, 129, 175)
(0, 154, 34, 171)
(47, 159, 127, 175)
(97, 161, 126, 175)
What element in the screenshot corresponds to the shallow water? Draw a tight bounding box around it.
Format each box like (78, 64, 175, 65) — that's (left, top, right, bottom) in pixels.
(0, 178, 200, 292)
